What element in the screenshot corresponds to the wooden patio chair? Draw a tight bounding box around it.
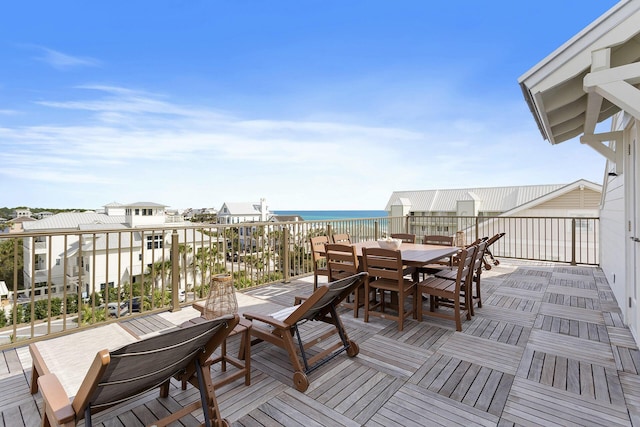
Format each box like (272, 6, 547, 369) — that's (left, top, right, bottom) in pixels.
(310, 235, 330, 290)
(243, 272, 367, 392)
(417, 245, 477, 331)
(326, 243, 363, 317)
(34, 315, 239, 427)
(418, 234, 456, 277)
(434, 240, 488, 315)
(362, 247, 418, 331)
(390, 233, 416, 243)
(331, 232, 351, 244)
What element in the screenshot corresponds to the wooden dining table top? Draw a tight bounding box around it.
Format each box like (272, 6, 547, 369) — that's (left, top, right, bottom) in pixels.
(325, 241, 459, 267)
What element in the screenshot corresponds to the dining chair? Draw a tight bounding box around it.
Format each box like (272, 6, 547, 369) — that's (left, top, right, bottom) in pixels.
(325, 243, 362, 317)
(434, 240, 487, 315)
(390, 233, 416, 243)
(310, 235, 331, 290)
(419, 234, 456, 277)
(331, 232, 352, 244)
(417, 244, 477, 331)
(362, 247, 418, 331)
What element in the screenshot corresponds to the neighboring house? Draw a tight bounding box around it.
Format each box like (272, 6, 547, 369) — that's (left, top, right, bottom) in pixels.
(6, 216, 36, 233)
(21, 202, 210, 300)
(217, 199, 271, 249)
(519, 1, 640, 341)
(34, 211, 54, 220)
(217, 199, 270, 224)
(386, 180, 602, 237)
(13, 208, 32, 218)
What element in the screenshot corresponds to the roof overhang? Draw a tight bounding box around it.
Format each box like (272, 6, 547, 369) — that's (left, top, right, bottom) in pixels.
(519, 0, 640, 170)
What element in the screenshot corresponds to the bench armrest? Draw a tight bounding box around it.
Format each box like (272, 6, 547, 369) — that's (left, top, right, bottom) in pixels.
(38, 374, 76, 425)
(243, 312, 289, 329)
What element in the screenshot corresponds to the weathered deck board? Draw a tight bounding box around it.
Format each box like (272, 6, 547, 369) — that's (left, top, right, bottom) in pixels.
(527, 329, 616, 368)
(502, 377, 631, 427)
(437, 332, 524, 375)
(2, 262, 638, 427)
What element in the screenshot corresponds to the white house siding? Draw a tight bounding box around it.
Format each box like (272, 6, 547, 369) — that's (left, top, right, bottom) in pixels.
(600, 171, 626, 312)
(534, 188, 601, 211)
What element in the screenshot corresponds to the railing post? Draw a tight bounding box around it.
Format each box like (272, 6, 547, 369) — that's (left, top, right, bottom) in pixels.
(283, 227, 290, 283)
(570, 218, 577, 266)
(327, 224, 333, 240)
(171, 230, 181, 311)
(475, 216, 479, 242)
(374, 221, 379, 240)
(405, 215, 409, 234)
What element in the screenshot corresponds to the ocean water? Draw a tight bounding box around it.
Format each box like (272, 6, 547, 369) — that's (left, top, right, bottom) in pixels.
(274, 210, 387, 221)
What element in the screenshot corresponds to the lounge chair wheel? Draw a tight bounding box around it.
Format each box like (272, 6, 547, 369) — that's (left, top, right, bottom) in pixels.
(346, 340, 359, 357)
(293, 371, 309, 392)
(494, 260, 500, 266)
(485, 264, 492, 270)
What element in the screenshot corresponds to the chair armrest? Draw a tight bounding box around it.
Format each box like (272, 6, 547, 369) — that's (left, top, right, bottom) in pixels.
(243, 312, 289, 329)
(293, 296, 307, 305)
(38, 374, 76, 425)
(192, 302, 205, 314)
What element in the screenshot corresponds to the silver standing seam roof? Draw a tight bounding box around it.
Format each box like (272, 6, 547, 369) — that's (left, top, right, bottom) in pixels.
(385, 183, 581, 213)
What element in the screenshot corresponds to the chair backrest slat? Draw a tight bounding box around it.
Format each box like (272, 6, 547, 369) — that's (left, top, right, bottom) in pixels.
(332, 233, 351, 244)
(423, 235, 454, 246)
(390, 233, 416, 243)
(326, 243, 359, 281)
(310, 236, 330, 264)
(362, 247, 403, 282)
(89, 315, 234, 410)
(284, 273, 367, 324)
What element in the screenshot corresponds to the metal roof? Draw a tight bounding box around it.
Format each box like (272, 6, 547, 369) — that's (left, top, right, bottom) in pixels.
(220, 202, 264, 216)
(385, 183, 578, 213)
(23, 213, 126, 231)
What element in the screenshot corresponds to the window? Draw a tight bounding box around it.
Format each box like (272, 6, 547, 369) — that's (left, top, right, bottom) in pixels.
(126, 208, 132, 215)
(56, 258, 61, 266)
(139, 254, 142, 261)
(146, 235, 163, 249)
(135, 209, 140, 215)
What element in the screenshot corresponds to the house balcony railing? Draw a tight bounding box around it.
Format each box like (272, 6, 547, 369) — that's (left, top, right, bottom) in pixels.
(0, 214, 599, 349)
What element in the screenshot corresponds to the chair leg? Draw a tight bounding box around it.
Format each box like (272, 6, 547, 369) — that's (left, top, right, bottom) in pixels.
(397, 290, 404, 331)
(454, 297, 462, 332)
(353, 287, 360, 318)
(363, 283, 370, 323)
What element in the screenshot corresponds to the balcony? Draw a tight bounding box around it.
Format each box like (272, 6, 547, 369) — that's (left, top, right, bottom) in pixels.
(0, 259, 638, 426)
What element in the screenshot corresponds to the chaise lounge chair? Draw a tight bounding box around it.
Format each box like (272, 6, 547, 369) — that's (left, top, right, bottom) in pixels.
(32, 314, 239, 427)
(243, 272, 367, 392)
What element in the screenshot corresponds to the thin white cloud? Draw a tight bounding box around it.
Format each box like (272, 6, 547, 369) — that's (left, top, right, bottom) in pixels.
(31, 46, 100, 70)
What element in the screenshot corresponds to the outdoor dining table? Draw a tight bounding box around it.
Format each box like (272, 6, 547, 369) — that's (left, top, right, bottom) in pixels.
(344, 241, 459, 269)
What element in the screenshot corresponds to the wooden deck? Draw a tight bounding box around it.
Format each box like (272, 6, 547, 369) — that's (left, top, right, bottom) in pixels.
(1, 261, 639, 426)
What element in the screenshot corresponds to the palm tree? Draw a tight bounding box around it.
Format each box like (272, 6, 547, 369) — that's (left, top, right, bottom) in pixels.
(147, 260, 172, 289)
(0, 237, 23, 290)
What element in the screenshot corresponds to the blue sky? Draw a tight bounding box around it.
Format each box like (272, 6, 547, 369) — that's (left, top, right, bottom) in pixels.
(1, 1, 617, 211)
